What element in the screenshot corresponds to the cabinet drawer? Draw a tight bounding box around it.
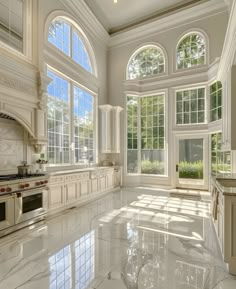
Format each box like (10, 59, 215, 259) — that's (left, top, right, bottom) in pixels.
(49, 176, 65, 184)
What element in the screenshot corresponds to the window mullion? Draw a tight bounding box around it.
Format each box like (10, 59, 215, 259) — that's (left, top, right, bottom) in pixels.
(138, 97, 142, 175)
(70, 82, 74, 165)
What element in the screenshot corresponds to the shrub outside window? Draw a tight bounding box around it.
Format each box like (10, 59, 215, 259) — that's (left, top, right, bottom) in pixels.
(48, 17, 92, 73)
(127, 94, 166, 175)
(210, 81, 222, 122)
(127, 45, 165, 80)
(176, 88, 205, 125)
(47, 69, 95, 165)
(177, 33, 206, 70)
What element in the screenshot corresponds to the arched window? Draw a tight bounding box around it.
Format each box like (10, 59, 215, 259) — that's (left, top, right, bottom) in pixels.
(177, 32, 206, 70)
(48, 17, 93, 73)
(46, 16, 97, 166)
(127, 45, 165, 80)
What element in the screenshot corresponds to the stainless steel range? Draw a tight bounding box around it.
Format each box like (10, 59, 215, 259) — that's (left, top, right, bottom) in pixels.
(0, 174, 49, 237)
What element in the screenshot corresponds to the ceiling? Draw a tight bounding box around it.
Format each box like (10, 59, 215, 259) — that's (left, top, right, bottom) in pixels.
(84, 0, 209, 34)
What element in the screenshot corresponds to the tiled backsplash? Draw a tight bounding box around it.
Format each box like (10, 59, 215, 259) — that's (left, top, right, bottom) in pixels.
(0, 119, 25, 174)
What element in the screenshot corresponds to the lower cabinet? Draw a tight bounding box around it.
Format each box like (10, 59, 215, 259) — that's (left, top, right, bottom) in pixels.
(79, 179, 90, 197)
(65, 182, 78, 205)
(48, 183, 64, 210)
(48, 167, 120, 214)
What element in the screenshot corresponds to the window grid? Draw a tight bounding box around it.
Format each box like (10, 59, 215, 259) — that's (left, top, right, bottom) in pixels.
(47, 70, 70, 164)
(177, 33, 206, 70)
(127, 96, 138, 174)
(128, 46, 165, 80)
(49, 245, 72, 289)
(75, 231, 95, 289)
(48, 20, 71, 56)
(47, 69, 95, 165)
(210, 81, 222, 122)
(48, 18, 93, 74)
(72, 30, 92, 73)
(211, 133, 231, 175)
(74, 86, 94, 164)
(176, 88, 205, 125)
(127, 95, 166, 176)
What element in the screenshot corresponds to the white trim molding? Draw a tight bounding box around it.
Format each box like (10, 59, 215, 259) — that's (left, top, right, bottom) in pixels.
(109, 0, 227, 48)
(218, 0, 236, 81)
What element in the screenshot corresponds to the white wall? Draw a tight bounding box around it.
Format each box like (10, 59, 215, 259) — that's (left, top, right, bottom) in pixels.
(107, 10, 229, 186)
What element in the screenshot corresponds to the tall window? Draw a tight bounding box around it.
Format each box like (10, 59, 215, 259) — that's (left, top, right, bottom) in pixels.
(47, 70, 70, 164)
(177, 33, 206, 69)
(127, 45, 165, 80)
(211, 133, 231, 175)
(127, 94, 166, 175)
(176, 88, 205, 125)
(210, 81, 222, 122)
(48, 17, 92, 73)
(47, 69, 95, 165)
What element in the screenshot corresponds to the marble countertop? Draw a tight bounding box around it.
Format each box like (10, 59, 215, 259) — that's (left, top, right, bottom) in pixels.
(47, 165, 120, 176)
(211, 174, 236, 196)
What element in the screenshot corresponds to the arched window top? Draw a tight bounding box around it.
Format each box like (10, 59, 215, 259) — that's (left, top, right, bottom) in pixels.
(127, 45, 166, 80)
(48, 16, 95, 75)
(176, 32, 206, 70)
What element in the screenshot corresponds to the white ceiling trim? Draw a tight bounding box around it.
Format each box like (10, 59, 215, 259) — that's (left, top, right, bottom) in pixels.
(60, 0, 110, 47)
(218, 0, 236, 80)
(109, 0, 227, 48)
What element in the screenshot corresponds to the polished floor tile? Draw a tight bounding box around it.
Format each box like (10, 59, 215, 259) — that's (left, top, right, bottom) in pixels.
(0, 189, 235, 289)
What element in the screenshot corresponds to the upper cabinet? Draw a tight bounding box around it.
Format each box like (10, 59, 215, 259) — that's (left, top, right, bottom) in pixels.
(99, 105, 123, 154)
(222, 65, 236, 151)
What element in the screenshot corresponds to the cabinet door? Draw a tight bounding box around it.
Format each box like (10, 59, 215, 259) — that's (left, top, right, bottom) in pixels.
(79, 180, 90, 196)
(91, 179, 98, 194)
(100, 176, 106, 191)
(48, 183, 64, 210)
(106, 173, 114, 188)
(218, 209, 224, 253)
(65, 182, 77, 204)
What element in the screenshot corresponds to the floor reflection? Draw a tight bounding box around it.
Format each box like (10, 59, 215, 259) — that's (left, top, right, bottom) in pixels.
(0, 189, 235, 289)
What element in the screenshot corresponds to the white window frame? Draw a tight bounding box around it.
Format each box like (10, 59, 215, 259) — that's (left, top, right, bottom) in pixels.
(174, 84, 208, 128)
(47, 66, 97, 167)
(0, 0, 33, 61)
(175, 30, 209, 73)
(125, 90, 168, 177)
(126, 43, 167, 80)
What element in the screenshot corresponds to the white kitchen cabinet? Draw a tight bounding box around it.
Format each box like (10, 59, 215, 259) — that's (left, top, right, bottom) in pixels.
(65, 182, 77, 204)
(111, 107, 123, 153)
(100, 176, 106, 191)
(106, 171, 114, 189)
(222, 65, 236, 151)
(91, 178, 99, 194)
(99, 105, 123, 153)
(48, 183, 64, 210)
(79, 179, 90, 196)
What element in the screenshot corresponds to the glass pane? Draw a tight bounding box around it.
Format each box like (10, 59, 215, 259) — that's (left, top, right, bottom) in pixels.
(47, 70, 70, 164)
(0, 0, 24, 52)
(0, 203, 6, 222)
(179, 139, 203, 179)
(141, 150, 165, 175)
(127, 150, 138, 174)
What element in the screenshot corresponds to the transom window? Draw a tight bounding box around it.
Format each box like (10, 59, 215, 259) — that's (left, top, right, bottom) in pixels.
(176, 88, 205, 125)
(48, 17, 92, 73)
(177, 33, 206, 70)
(127, 45, 165, 80)
(127, 94, 166, 175)
(47, 69, 95, 165)
(210, 81, 222, 122)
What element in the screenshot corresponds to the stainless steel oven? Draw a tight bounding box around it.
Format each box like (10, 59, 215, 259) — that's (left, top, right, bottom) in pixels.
(0, 194, 15, 231)
(15, 188, 48, 224)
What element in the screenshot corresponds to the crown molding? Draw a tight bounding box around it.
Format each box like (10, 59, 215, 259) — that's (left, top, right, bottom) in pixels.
(109, 0, 227, 48)
(217, 0, 236, 80)
(60, 0, 110, 47)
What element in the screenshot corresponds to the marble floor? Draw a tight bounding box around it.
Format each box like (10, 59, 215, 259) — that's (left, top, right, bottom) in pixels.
(0, 189, 236, 289)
